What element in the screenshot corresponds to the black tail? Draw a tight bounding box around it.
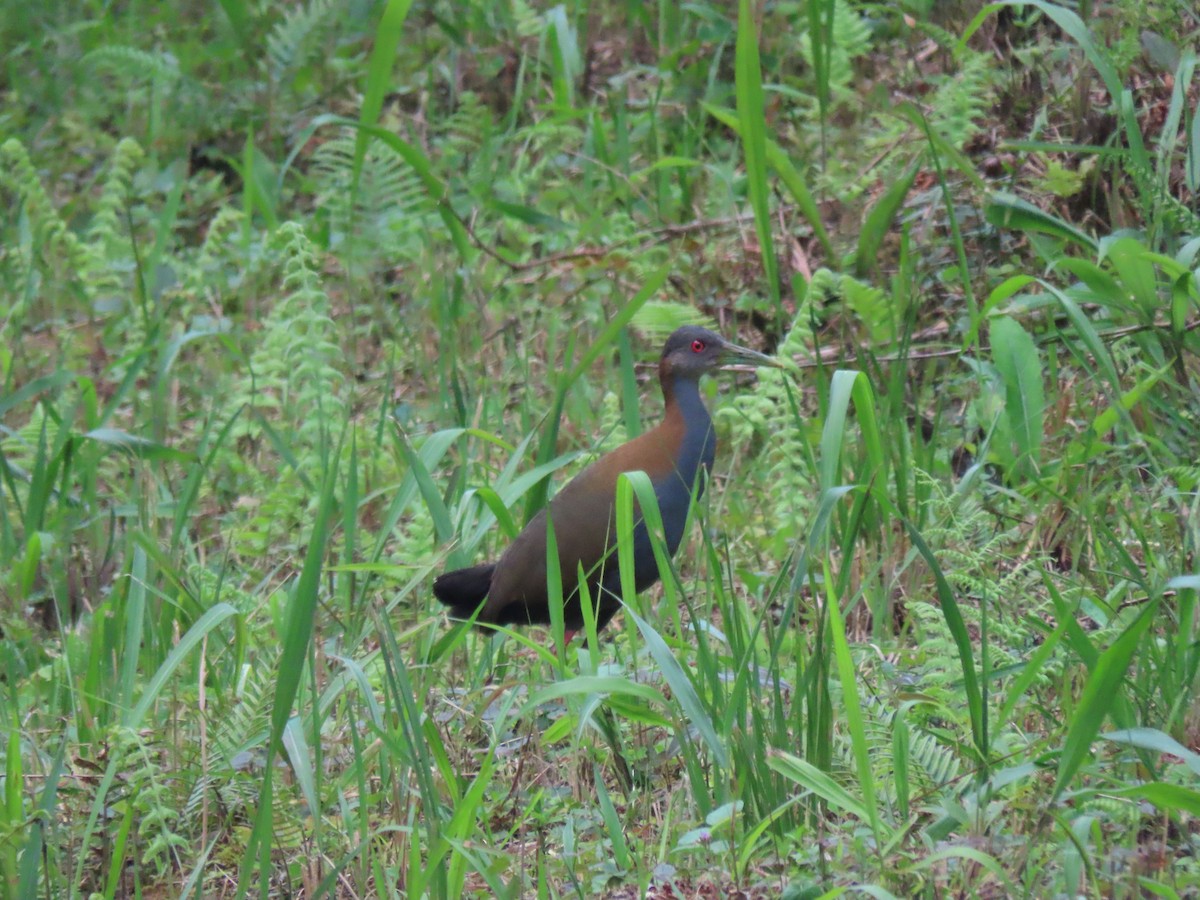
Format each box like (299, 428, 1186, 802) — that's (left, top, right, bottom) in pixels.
(432, 563, 496, 620)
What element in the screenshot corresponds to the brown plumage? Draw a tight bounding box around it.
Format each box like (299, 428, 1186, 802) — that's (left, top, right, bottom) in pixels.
(433, 326, 780, 634)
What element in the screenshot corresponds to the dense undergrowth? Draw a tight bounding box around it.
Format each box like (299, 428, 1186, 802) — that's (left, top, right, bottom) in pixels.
(2, 0, 1199, 897)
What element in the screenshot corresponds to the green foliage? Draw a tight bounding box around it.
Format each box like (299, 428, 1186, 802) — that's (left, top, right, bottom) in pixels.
(908, 479, 1061, 695)
(926, 52, 995, 148)
(264, 0, 338, 84)
(110, 726, 190, 879)
(0, 138, 91, 315)
(311, 129, 431, 273)
(217, 222, 348, 557)
(797, 0, 872, 106)
(988, 315, 1045, 479)
(2, 0, 1200, 896)
(721, 310, 818, 557)
(81, 45, 182, 86)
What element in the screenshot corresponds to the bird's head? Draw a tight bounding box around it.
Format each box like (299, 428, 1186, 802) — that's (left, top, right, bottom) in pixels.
(659, 325, 781, 381)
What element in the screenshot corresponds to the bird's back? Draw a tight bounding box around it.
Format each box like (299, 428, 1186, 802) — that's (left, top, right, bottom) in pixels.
(481, 402, 712, 628)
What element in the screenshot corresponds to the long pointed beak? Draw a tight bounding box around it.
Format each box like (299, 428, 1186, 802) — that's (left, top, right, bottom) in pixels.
(720, 341, 785, 371)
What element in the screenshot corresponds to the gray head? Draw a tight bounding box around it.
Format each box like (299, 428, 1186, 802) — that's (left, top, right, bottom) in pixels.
(659, 325, 778, 380)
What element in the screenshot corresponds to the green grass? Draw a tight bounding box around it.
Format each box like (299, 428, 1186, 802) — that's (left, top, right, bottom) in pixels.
(2, 0, 1200, 897)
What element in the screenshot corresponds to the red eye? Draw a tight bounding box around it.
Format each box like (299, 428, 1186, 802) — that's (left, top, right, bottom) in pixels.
(691, 340, 706, 353)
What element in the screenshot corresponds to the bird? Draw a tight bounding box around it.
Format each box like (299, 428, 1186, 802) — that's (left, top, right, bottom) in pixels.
(433, 325, 781, 636)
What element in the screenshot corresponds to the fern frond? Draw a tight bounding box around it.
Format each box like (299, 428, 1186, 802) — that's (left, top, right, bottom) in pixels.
(928, 53, 994, 147)
(720, 304, 819, 554)
(511, 0, 544, 38)
(798, 0, 872, 100)
(81, 46, 182, 84)
(215, 221, 347, 556)
(310, 129, 432, 271)
(110, 725, 191, 878)
(906, 728, 962, 788)
(212, 660, 276, 765)
(443, 92, 493, 152)
(0, 138, 90, 272)
(631, 301, 719, 339)
(87, 137, 145, 248)
(1125, 155, 1200, 236)
(265, 0, 336, 81)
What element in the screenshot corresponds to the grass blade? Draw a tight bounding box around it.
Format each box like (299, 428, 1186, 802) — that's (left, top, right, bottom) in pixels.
(1053, 603, 1157, 801)
(354, 0, 415, 186)
(854, 161, 918, 278)
(824, 570, 884, 847)
(736, 0, 781, 319)
(989, 316, 1044, 477)
(237, 443, 339, 894)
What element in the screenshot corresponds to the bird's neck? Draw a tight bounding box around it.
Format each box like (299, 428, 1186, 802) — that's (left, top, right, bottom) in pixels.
(661, 374, 714, 485)
(662, 375, 709, 432)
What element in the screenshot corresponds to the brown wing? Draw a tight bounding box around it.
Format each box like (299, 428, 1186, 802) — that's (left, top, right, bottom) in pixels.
(482, 417, 686, 626)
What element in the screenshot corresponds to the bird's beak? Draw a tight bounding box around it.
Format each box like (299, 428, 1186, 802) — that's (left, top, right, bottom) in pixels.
(720, 341, 785, 371)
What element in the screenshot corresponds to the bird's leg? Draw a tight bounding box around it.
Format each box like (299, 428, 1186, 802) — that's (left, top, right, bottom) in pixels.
(547, 628, 580, 656)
